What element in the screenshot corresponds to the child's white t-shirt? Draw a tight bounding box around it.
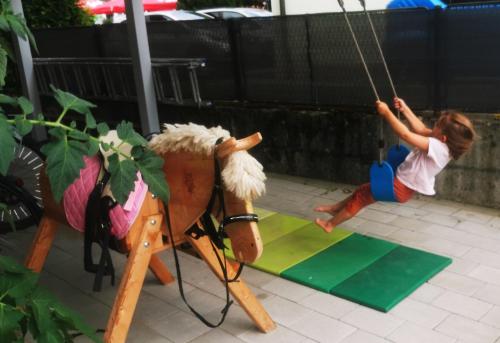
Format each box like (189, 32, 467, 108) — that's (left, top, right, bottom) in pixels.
(396, 138, 451, 195)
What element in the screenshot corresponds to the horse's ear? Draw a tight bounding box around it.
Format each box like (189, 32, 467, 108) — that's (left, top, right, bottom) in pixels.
(216, 132, 262, 159)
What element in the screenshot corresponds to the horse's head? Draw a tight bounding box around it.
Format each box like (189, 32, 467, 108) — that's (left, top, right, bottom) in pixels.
(150, 123, 266, 264)
(214, 132, 265, 263)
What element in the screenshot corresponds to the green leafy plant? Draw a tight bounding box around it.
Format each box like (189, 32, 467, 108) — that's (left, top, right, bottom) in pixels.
(0, 2, 169, 205)
(0, 87, 170, 205)
(0, 1, 169, 342)
(0, 256, 101, 342)
(23, 0, 94, 29)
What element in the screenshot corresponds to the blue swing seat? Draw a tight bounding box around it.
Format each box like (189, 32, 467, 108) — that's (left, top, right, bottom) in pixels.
(370, 144, 410, 202)
(387, 145, 410, 173)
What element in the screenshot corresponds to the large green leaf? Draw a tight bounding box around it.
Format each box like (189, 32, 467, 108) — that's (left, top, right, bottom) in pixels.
(47, 127, 65, 140)
(30, 289, 63, 343)
(96, 122, 109, 136)
(85, 112, 96, 129)
(107, 154, 137, 204)
(5, 14, 26, 40)
(0, 256, 28, 274)
(0, 16, 9, 31)
(37, 329, 65, 343)
(4, 273, 38, 305)
(17, 97, 33, 115)
(14, 115, 33, 137)
(0, 46, 6, 89)
(4, 12, 37, 52)
(67, 130, 88, 141)
(87, 139, 100, 156)
(0, 113, 15, 175)
(0, 32, 15, 62)
(0, 272, 22, 295)
(116, 121, 147, 147)
(52, 304, 101, 343)
(40, 135, 87, 202)
(136, 150, 169, 203)
(0, 303, 23, 343)
(50, 86, 96, 116)
(0, 94, 16, 105)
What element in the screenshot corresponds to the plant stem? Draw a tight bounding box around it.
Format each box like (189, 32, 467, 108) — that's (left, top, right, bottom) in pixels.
(7, 118, 134, 161)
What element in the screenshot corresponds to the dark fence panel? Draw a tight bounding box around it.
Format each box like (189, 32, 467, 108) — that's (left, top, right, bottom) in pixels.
(31, 7, 500, 112)
(439, 5, 500, 112)
(35, 26, 101, 57)
(147, 20, 235, 100)
(239, 16, 312, 104)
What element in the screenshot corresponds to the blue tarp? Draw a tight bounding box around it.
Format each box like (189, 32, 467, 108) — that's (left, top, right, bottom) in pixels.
(387, 0, 447, 9)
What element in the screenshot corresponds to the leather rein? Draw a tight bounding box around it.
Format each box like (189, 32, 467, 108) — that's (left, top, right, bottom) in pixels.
(165, 137, 259, 328)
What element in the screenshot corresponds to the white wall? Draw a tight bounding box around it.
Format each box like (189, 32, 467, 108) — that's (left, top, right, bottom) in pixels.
(271, 0, 393, 15)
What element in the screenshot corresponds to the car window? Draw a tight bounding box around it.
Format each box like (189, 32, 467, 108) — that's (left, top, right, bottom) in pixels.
(205, 11, 224, 19)
(170, 12, 206, 20)
(147, 15, 172, 22)
(220, 11, 245, 19)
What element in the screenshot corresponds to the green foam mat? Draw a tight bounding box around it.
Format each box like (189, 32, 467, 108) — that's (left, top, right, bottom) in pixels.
(330, 246, 452, 312)
(251, 223, 352, 275)
(281, 234, 398, 292)
(223, 212, 308, 260)
(254, 207, 276, 221)
(257, 213, 311, 244)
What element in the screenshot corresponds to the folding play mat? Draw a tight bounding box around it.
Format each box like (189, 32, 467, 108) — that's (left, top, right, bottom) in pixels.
(225, 208, 452, 312)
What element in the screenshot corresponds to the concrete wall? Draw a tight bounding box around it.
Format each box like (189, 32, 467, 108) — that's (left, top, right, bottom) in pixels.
(88, 100, 500, 209)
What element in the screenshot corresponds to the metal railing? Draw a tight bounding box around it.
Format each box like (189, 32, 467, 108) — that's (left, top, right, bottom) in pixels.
(33, 57, 207, 106)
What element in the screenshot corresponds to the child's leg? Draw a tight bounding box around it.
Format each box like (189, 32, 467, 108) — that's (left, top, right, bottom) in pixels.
(314, 195, 352, 215)
(315, 208, 354, 233)
(315, 183, 375, 233)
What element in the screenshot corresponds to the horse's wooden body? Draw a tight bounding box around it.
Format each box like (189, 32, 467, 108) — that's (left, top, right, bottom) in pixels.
(25, 129, 275, 343)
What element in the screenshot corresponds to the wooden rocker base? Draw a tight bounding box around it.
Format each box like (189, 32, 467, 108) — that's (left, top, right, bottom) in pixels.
(25, 193, 275, 343)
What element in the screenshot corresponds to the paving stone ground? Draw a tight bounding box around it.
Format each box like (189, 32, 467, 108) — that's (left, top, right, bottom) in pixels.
(4, 173, 500, 343)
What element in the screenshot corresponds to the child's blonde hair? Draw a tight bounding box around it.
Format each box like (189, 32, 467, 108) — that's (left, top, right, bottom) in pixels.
(436, 111, 476, 160)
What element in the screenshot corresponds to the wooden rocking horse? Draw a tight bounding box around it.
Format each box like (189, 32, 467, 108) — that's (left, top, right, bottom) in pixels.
(24, 123, 275, 342)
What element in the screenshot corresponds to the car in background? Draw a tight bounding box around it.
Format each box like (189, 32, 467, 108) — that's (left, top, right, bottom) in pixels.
(112, 10, 210, 23)
(144, 10, 211, 22)
(196, 7, 273, 20)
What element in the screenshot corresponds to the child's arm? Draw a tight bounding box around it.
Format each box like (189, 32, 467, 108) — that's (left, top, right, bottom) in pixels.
(394, 98, 433, 137)
(376, 101, 429, 152)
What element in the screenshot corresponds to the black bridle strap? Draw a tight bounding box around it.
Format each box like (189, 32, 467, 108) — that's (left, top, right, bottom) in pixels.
(164, 201, 233, 328)
(221, 213, 259, 228)
(162, 137, 259, 327)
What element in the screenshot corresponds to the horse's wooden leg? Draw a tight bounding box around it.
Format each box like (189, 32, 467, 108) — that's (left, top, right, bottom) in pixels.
(148, 254, 175, 285)
(25, 216, 59, 273)
(186, 234, 276, 333)
(104, 214, 162, 343)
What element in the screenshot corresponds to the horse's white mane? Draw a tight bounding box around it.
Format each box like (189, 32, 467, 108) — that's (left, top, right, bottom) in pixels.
(149, 123, 266, 201)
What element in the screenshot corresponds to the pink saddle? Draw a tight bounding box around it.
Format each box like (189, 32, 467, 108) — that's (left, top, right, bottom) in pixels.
(63, 156, 148, 239)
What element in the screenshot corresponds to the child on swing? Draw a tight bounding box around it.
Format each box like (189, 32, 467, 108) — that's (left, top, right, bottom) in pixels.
(315, 97, 476, 233)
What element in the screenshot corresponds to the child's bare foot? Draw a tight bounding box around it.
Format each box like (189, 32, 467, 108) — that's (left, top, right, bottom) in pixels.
(315, 218, 335, 233)
(314, 203, 342, 216)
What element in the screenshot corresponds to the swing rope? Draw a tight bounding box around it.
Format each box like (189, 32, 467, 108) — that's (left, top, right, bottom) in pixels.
(358, 0, 397, 99)
(357, 0, 403, 149)
(336, 0, 385, 163)
(336, 0, 380, 102)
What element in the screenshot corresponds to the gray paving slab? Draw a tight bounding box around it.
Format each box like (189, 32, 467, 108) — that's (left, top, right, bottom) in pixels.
(3, 174, 500, 342)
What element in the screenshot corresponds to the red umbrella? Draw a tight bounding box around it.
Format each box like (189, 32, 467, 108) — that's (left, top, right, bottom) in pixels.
(84, 0, 177, 15)
(143, 0, 177, 12)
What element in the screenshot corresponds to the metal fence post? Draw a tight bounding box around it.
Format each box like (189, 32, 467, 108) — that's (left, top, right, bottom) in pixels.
(124, 0, 160, 135)
(11, 0, 46, 142)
